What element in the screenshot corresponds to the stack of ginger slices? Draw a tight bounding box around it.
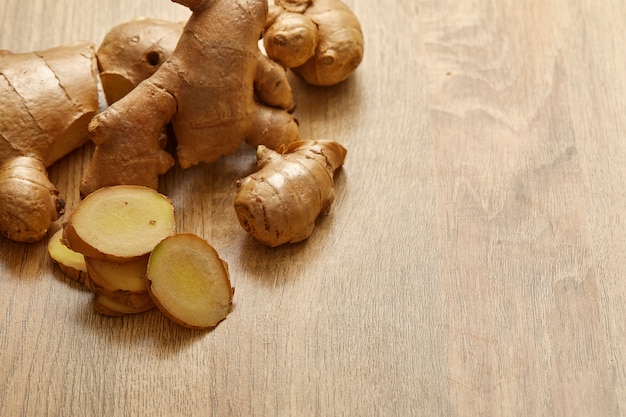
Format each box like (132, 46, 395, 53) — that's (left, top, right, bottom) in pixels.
(48, 185, 233, 329)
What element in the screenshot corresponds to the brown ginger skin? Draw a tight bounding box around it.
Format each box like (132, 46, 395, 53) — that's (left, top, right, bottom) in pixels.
(0, 157, 65, 242)
(234, 140, 346, 247)
(264, 0, 364, 86)
(81, 0, 300, 197)
(0, 42, 99, 242)
(97, 18, 184, 105)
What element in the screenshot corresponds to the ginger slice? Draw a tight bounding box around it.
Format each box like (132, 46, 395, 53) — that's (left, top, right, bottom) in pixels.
(48, 228, 88, 284)
(146, 234, 233, 329)
(86, 255, 150, 293)
(86, 255, 154, 308)
(62, 185, 175, 261)
(93, 293, 154, 317)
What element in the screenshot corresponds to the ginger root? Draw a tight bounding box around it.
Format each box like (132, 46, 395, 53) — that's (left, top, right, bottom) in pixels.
(97, 18, 184, 105)
(80, 0, 300, 196)
(264, 0, 364, 86)
(234, 139, 346, 247)
(0, 41, 99, 242)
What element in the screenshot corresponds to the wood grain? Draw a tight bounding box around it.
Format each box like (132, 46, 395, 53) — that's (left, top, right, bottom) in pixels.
(1, 0, 626, 415)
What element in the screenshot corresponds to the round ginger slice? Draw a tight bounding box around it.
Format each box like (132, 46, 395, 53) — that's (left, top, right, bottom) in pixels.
(85, 255, 154, 308)
(86, 255, 150, 293)
(93, 293, 154, 317)
(62, 185, 175, 261)
(146, 234, 233, 329)
(48, 228, 88, 284)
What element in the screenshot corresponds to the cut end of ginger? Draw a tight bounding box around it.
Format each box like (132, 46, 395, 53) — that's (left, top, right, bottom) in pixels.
(86, 255, 154, 309)
(93, 293, 155, 317)
(48, 228, 89, 284)
(146, 234, 233, 329)
(62, 185, 175, 261)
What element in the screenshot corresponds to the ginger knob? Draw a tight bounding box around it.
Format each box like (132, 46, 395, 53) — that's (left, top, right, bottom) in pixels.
(234, 140, 347, 247)
(0, 157, 65, 242)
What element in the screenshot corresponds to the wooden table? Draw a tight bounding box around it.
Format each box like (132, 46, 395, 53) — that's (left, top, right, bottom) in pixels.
(2, 0, 626, 415)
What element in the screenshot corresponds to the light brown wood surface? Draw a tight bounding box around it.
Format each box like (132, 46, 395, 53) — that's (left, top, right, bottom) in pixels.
(2, 0, 626, 415)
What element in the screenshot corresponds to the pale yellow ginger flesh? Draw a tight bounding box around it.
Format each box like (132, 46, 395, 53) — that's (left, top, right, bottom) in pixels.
(234, 139, 347, 247)
(147, 234, 233, 329)
(86, 255, 150, 293)
(62, 185, 175, 261)
(0, 41, 98, 242)
(264, 0, 364, 86)
(48, 228, 89, 284)
(93, 293, 155, 317)
(86, 255, 154, 309)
